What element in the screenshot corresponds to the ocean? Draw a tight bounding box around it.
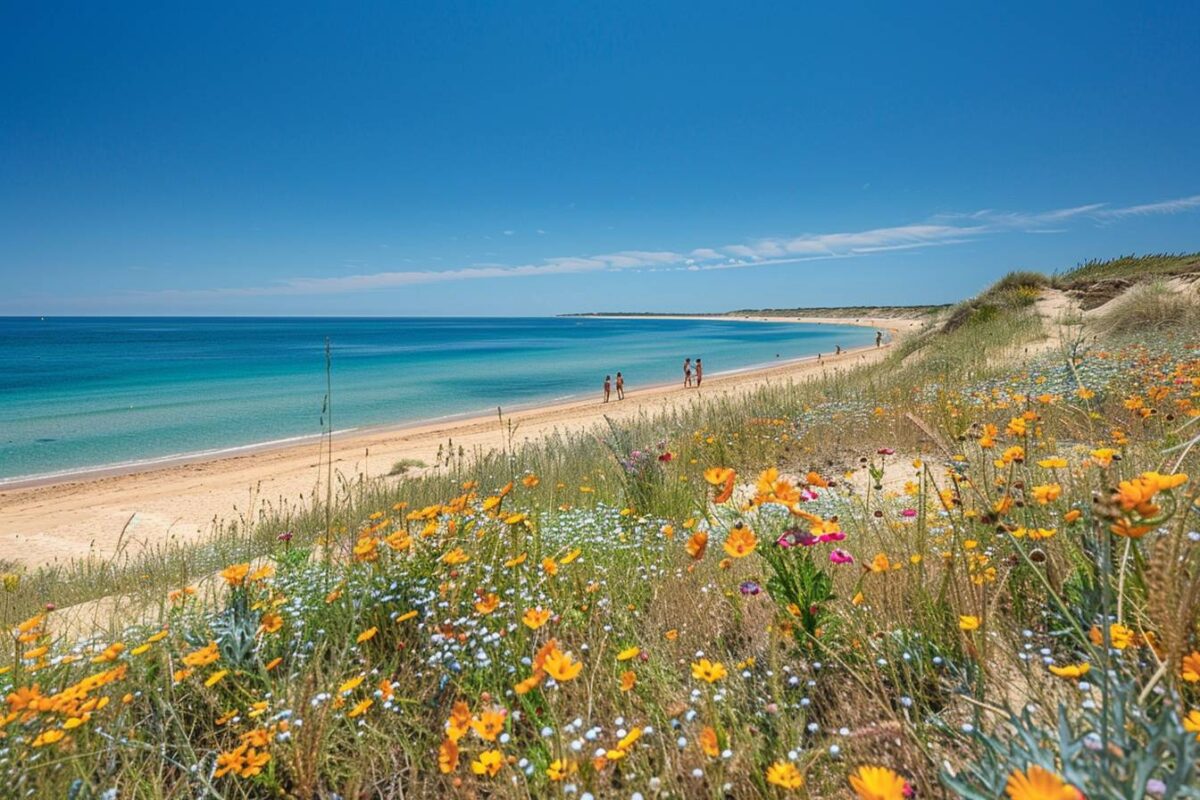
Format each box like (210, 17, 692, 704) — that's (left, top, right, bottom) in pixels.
(0, 316, 874, 484)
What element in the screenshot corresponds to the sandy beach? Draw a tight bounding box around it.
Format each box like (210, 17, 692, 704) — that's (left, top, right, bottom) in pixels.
(0, 315, 923, 568)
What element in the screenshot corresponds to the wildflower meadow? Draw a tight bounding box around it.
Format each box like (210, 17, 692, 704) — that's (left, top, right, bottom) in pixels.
(6, 258, 1200, 798)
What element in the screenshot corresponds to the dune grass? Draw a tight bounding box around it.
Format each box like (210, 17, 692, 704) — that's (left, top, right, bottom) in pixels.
(5, 277, 1200, 798)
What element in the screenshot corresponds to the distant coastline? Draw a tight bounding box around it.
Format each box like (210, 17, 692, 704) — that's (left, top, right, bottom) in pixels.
(562, 304, 948, 320)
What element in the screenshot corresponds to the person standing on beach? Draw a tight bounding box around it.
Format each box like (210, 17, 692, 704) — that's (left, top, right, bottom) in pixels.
(695, 358, 703, 387)
(604, 375, 612, 403)
(836, 345, 841, 355)
(875, 330, 883, 347)
(683, 358, 693, 387)
(615, 371, 624, 400)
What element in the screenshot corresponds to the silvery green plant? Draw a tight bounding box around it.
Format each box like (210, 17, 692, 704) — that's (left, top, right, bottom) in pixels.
(942, 677, 1200, 799)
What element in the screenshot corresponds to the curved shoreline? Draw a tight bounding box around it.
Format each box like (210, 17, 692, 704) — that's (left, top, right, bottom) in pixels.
(0, 315, 921, 566)
(0, 317, 880, 490)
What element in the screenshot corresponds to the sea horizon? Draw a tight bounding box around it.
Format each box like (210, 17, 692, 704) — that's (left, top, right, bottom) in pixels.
(0, 315, 874, 485)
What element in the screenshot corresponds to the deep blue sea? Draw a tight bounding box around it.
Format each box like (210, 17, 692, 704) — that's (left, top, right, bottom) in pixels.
(0, 317, 873, 483)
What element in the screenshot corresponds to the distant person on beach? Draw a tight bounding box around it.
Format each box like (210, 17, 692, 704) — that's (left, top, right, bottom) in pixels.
(836, 345, 842, 355)
(683, 358, 693, 387)
(695, 358, 703, 387)
(603, 375, 612, 403)
(875, 331, 883, 347)
(615, 371, 624, 400)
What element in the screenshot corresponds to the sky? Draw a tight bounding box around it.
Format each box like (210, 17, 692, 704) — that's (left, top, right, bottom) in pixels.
(2, 2, 1198, 316)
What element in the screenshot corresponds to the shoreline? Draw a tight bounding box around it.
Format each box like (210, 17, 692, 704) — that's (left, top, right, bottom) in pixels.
(0, 315, 922, 567)
(0, 317, 884, 491)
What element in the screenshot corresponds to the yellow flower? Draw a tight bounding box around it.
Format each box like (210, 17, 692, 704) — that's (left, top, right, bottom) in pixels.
(471, 749, 504, 777)
(849, 765, 908, 799)
(546, 758, 575, 781)
(766, 760, 805, 789)
(1048, 662, 1090, 679)
(690, 658, 727, 683)
(869, 553, 891, 573)
(1031, 484, 1062, 504)
(1183, 709, 1200, 740)
(1004, 764, 1082, 800)
(355, 627, 378, 644)
(1109, 623, 1135, 650)
(543, 647, 583, 682)
(722, 523, 757, 558)
(32, 728, 66, 747)
(958, 615, 981, 632)
(1037, 457, 1068, 469)
(441, 548, 470, 565)
(205, 669, 229, 687)
(338, 674, 365, 694)
(617, 646, 641, 661)
(1182, 651, 1200, 682)
(347, 698, 373, 718)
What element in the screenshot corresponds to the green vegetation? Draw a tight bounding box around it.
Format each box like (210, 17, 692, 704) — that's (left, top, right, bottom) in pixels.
(5, 261, 1200, 798)
(1059, 252, 1200, 284)
(388, 457, 428, 476)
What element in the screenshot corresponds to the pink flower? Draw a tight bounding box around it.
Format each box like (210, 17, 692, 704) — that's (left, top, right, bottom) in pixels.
(817, 530, 845, 543)
(829, 549, 854, 564)
(877, 448, 895, 455)
(900, 508, 917, 518)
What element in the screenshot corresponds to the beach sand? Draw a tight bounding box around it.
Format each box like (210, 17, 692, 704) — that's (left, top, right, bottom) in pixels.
(0, 316, 924, 567)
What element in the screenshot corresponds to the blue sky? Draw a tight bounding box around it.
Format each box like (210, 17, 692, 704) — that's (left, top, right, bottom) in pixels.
(2, 2, 1198, 316)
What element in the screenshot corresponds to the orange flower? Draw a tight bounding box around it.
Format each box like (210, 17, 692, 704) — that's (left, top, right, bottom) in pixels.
(438, 738, 459, 773)
(619, 670, 637, 692)
(699, 726, 719, 757)
(722, 523, 757, 558)
(849, 765, 908, 799)
(471, 709, 506, 741)
(1031, 484, 1062, 504)
(1004, 764, 1083, 800)
(704, 467, 737, 503)
(221, 563, 251, 587)
(522, 607, 552, 629)
(543, 646, 583, 682)
(474, 593, 500, 614)
(685, 531, 709, 560)
(1181, 651, 1200, 683)
(766, 761, 805, 789)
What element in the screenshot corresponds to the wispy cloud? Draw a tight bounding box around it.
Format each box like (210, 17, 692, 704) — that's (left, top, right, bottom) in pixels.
(127, 192, 1200, 300)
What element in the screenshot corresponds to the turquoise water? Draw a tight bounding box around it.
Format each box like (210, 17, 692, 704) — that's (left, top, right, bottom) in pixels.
(0, 317, 873, 483)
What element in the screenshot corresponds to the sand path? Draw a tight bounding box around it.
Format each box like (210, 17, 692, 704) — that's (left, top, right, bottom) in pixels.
(0, 316, 924, 568)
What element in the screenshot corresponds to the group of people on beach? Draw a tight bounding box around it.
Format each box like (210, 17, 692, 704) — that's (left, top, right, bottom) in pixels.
(602, 357, 705, 403)
(602, 331, 884, 402)
(602, 371, 625, 403)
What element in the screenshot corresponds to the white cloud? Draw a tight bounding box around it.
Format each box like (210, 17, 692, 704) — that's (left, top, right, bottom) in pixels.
(123, 192, 1200, 300)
